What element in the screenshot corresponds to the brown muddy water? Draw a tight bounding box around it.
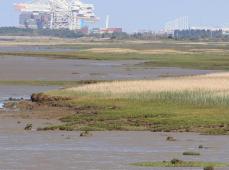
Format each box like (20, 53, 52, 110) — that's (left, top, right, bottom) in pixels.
(0, 56, 219, 81)
(0, 131, 228, 170)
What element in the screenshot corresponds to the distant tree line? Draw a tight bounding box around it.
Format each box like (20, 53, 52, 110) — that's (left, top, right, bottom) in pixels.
(1, 27, 229, 41)
(173, 29, 224, 40)
(0, 27, 168, 40)
(89, 32, 168, 40)
(0, 27, 84, 38)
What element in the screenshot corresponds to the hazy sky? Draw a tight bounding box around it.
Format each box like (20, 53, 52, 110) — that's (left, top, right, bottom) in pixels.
(1, 0, 229, 32)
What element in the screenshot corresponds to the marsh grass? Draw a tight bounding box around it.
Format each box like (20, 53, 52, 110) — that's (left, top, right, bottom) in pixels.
(63, 73, 229, 106)
(68, 73, 229, 93)
(45, 73, 229, 132)
(59, 90, 229, 106)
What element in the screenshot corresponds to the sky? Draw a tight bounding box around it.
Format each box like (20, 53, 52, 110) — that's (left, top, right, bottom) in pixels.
(1, 0, 229, 32)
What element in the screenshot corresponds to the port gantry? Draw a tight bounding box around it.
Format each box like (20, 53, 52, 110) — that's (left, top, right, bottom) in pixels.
(15, 0, 99, 30)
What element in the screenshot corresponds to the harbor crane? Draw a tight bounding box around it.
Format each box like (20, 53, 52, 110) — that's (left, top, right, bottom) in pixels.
(15, 0, 99, 30)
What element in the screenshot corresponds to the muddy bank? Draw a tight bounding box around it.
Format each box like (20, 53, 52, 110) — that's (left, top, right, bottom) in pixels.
(0, 99, 74, 123)
(0, 131, 228, 170)
(0, 56, 219, 81)
(0, 85, 60, 116)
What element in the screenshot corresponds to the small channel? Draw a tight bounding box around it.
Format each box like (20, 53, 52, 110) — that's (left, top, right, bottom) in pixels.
(0, 85, 59, 109)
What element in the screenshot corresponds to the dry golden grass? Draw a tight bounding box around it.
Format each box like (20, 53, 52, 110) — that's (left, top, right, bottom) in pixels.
(189, 49, 229, 53)
(86, 47, 229, 55)
(46, 72, 229, 131)
(140, 49, 191, 54)
(85, 48, 191, 54)
(67, 72, 229, 95)
(85, 48, 138, 53)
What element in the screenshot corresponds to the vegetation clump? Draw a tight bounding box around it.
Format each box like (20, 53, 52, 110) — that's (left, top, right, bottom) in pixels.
(24, 123, 33, 131)
(182, 151, 200, 156)
(199, 145, 204, 149)
(31, 93, 72, 103)
(37, 125, 74, 131)
(166, 136, 176, 141)
(80, 131, 93, 137)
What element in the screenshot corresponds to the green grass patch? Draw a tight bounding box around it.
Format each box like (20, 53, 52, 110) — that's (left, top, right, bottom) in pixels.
(41, 94, 229, 133)
(138, 53, 229, 70)
(182, 151, 200, 156)
(131, 161, 228, 167)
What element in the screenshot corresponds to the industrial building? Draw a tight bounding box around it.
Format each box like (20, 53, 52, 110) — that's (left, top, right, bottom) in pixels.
(98, 15, 122, 34)
(15, 0, 99, 31)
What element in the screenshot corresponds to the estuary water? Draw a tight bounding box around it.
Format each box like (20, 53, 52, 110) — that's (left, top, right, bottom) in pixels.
(0, 132, 228, 170)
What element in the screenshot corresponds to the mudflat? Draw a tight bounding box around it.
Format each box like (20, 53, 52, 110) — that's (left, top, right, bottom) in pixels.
(0, 130, 228, 170)
(0, 56, 218, 81)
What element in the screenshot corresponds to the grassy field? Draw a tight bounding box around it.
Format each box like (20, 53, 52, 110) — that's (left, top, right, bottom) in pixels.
(42, 73, 229, 134)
